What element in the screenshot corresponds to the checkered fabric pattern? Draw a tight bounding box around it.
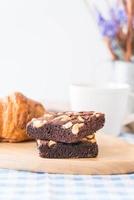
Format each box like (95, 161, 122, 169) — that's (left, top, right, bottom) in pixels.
(0, 133, 134, 200)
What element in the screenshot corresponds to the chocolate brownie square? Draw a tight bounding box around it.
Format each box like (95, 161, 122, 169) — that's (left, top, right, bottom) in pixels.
(27, 111, 105, 143)
(36, 134, 98, 158)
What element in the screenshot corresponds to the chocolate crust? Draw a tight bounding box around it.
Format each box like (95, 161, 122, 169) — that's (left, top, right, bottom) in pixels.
(27, 111, 105, 143)
(37, 137, 98, 159)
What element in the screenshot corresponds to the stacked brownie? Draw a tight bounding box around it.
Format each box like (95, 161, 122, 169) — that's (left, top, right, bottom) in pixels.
(26, 111, 105, 158)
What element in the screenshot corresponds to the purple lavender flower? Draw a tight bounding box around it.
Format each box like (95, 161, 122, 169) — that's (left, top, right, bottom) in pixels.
(95, 5, 127, 39)
(86, 0, 134, 61)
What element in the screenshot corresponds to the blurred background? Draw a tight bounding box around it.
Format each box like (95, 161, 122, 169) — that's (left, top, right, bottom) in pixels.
(0, 0, 110, 103)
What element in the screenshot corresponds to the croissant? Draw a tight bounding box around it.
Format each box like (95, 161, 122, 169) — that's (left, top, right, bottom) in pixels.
(0, 92, 45, 142)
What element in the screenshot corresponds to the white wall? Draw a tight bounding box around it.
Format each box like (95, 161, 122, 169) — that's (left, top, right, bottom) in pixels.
(0, 0, 109, 103)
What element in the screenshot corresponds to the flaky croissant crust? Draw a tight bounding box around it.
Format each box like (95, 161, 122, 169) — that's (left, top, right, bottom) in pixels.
(0, 92, 45, 142)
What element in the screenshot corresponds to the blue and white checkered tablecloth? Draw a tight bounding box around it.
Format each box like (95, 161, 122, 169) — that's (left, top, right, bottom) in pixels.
(0, 133, 134, 200)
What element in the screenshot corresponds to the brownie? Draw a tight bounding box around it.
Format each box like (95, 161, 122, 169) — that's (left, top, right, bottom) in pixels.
(36, 134, 98, 158)
(27, 111, 105, 143)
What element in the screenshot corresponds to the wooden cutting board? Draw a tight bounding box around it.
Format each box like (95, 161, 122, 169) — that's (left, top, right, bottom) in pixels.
(0, 133, 134, 175)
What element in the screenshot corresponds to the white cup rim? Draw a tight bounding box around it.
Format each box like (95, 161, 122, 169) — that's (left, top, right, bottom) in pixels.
(70, 82, 130, 92)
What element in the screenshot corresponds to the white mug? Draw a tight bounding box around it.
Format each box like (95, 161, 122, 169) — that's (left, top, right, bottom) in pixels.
(70, 83, 130, 136)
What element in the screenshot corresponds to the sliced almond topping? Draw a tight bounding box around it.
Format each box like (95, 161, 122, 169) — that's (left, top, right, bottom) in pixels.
(33, 120, 46, 128)
(86, 134, 95, 139)
(78, 123, 84, 128)
(82, 134, 95, 142)
(95, 113, 101, 118)
(53, 115, 67, 121)
(61, 115, 71, 122)
(31, 118, 36, 122)
(52, 116, 62, 121)
(72, 123, 79, 135)
(90, 138, 96, 143)
(37, 140, 41, 145)
(82, 137, 88, 142)
(92, 112, 101, 118)
(44, 113, 53, 119)
(84, 115, 89, 120)
(48, 140, 56, 147)
(62, 121, 73, 129)
(88, 118, 91, 121)
(77, 116, 84, 122)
